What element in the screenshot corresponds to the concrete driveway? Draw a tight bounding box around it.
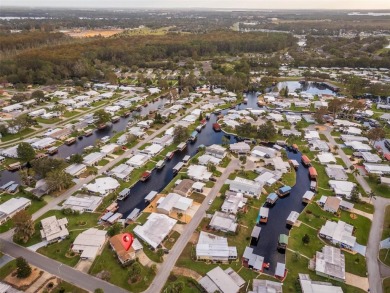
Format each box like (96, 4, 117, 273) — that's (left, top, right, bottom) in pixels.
(28, 240, 48, 252)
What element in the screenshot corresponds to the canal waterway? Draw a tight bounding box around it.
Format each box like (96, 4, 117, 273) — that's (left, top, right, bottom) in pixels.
(253, 150, 311, 274)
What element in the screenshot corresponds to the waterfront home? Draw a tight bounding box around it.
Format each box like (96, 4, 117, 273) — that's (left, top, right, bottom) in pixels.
(254, 168, 282, 186)
(198, 154, 221, 166)
(364, 163, 390, 175)
(267, 113, 284, 122)
(328, 180, 355, 199)
(317, 152, 336, 165)
(108, 164, 134, 181)
(140, 144, 163, 157)
(229, 142, 251, 155)
(299, 274, 343, 293)
(173, 179, 195, 196)
(126, 154, 149, 168)
(156, 193, 193, 216)
(227, 177, 262, 198)
(64, 163, 87, 177)
(266, 157, 290, 173)
(151, 135, 174, 147)
(0, 197, 31, 224)
(209, 211, 237, 233)
(323, 197, 341, 214)
(242, 247, 264, 272)
(109, 234, 143, 265)
(62, 195, 102, 213)
(319, 220, 356, 250)
(205, 144, 227, 159)
(221, 191, 247, 214)
(133, 213, 177, 250)
(199, 267, 245, 293)
(281, 129, 301, 137)
(40, 216, 69, 243)
(250, 279, 282, 293)
(325, 165, 348, 181)
(85, 177, 119, 196)
(128, 126, 146, 138)
(72, 228, 107, 260)
(343, 126, 362, 136)
(251, 146, 278, 158)
(286, 211, 299, 226)
(187, 165, 212, 182)
(31, 137, 56, 150)
(196, 231, 237, 263)
(313, 246, 345, 282)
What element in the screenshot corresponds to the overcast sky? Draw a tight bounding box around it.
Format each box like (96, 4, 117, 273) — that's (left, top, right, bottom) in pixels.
(1, 0, 390, 9)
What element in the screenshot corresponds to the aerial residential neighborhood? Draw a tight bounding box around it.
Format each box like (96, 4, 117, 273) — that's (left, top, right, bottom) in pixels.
(0, 3, 390, 293)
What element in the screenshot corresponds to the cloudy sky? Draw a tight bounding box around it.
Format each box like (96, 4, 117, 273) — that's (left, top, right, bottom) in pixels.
(1, 0, 390, 9)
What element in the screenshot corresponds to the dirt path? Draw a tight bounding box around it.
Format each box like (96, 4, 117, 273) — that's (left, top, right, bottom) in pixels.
(172, 266, 202, 281)
(346, 272, 369, 291)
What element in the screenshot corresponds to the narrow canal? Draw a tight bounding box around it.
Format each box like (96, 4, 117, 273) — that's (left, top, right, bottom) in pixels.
(253, 150, 311, 274)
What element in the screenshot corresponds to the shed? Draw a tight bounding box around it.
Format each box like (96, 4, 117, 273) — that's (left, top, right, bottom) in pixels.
(126, 208, 141, 222)
(101, 212, 114, 222)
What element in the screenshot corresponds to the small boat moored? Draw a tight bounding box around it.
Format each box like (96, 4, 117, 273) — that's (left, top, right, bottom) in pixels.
(278, 185, 292, 197)
(213, 123, 221, 132)
(84, 129, 93, 137)
(156, 160, 166, 169)
(65, 137, 76, 145)
(177, 142, 187, 151)
(111, 116, 120, 123)
(46, 146, 59, 155)
(166, 151, 174, 160)
(140, 171, 152, 182)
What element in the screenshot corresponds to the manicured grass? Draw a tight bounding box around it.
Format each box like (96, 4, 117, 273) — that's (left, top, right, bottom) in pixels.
(189, 192, 205, 204)
(288, 223, 324, 258)
(51, 281, 88, 293)
(0, 259, 16, 279)
(384, 276, 390, 293)
(283, 250, 366, 293)
(63, 111, 80, 118)
(1, 128, 34, 142)
(36, 117, 61, 124)
(0, 192, 47, 233)
(341, 147, 354, 156)
(98, 159, 109, 166)
(163, 274, 203, 293)
(220, 156, 231, 168)
(89, 244, 155, 292)
(205, 181, 215, 188)
(331, 130, 341, 137)
(283, 170, 297, 187)
(380, 249, 390, 267)
(17, 210, 100, 247)
(38, 235, 80, 266)
(344, 252, 367, 277)
(164, 231, 180, 250)
(340, 211, 371, 246)
(352, 201, 374, 214)
(207, 195, 224, 214)
(382, 205, 390, 240)
(367, 176, 390, 198)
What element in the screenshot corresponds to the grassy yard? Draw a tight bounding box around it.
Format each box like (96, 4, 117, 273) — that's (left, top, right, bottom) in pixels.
(344, 252, 367, 277)
(1, 128, 34, 142)
(51, 281, 88, 293)
(367, 176, 390, 198)
(63, 111, 80, 118)
(163, 274, 203, 293)
(384, 277, 390, 293)
(0, 259, 16, 279)
(16, 210, 101, 247)
(0, 192, 47, 233)
(98, 159, 109, 166)
(283, 250, 366, 293)
(37, 234, 80, 266)
(220, 157, 231, 168)
(164, 231, 181, 250)
(36, 117, 62, 124)
(380, 249, 390, 267)
(89, 244, 155, 292)
(288, 223, 323, 258)
(341, 147, 354, 156)
(382, 205, 390, 240)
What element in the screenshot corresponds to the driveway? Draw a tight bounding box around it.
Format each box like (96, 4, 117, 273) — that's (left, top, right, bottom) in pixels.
(0, 254, 14, 268)
(380, 238, 390, 249)
(353, 243, 367, 256)
(28, 241, 48, 252)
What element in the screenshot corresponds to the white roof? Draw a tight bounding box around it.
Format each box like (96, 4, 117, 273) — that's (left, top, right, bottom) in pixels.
(315, 246, 345, 281)
(299, 274, 343, 293)
(200, 266, 240, 293)
(126, 154, 149, 167)
(72, 228, 107, 258)
(187, 165, 212, 181)
(319, 220, 356, 248)
(0, 197, 31, 215)
(364, 163, 390, 174)
(158, 193, 193, 213)
(196, 231, 237, 259)
(85, 177, 119, 195)
(329, 180, 355, 197)
(40, 216, 69, 242)
(344, 141, 372, 151)
(275, 262, 286, 277)
(210, 212, 237, 232)
(133, 213, 177, 249)
(317, 152, 336, 164)
(83, 152, 105, 165)
(65, 163, 87, 176)
(227, 177, 262, 196)
(360, 152, 382, 163)
(100, 143, 118, 155)
(302, 191, 315, 201)
(62, 195, 102, 212)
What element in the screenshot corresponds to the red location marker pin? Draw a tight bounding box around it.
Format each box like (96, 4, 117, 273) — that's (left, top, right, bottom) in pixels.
(121, 233, 134, 251)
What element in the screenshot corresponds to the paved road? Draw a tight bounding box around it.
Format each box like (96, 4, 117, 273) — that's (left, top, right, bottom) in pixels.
(0, 239, 127, 293)
(145, 158, 240, 293)
(0, 101, 205, 292)
(322, 127, 390, 293)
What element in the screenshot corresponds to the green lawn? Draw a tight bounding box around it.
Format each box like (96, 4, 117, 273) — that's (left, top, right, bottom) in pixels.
(1, 128, 34, 142)
(89, 244, 155, 292)
(98, 159, 109, 166)
(367, 176, 390, 198)
(344, 252, 367, 277)
(189, 192, 205, 204)
(382, 205, 390, 240)
(51, 281, 88, 293)
(289, 223, 323, 258)
(164, 231, 181, 250)
(283, 250, 366, 293)
(163, 275, 203, 293)
(0, 192, 47, 233)
(63, 111, 80, 118)
(0, 259, 16, 279)
(37, 234, 80, 266)
(341, 147, 354, 156)
(384, 276, 390, 293)
(380, 249, 390, 267)
(220, 157, 231, 168)
(36, 117, 62, 124)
